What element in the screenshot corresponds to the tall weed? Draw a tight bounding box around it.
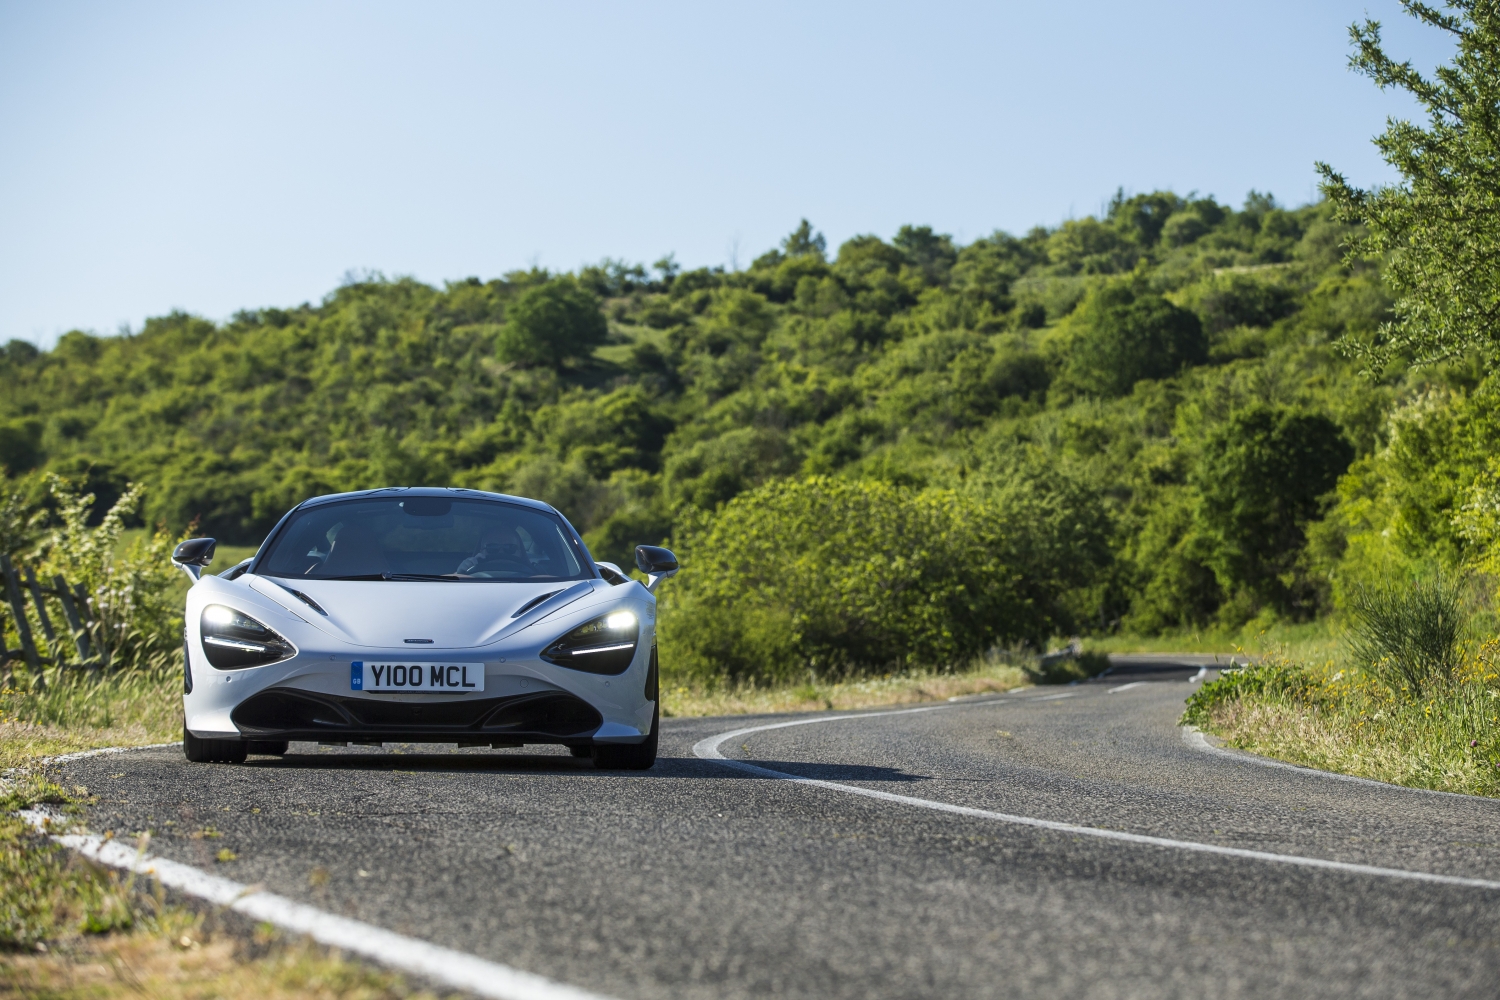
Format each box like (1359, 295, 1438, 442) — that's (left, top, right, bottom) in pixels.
(1346, 574, 1467, 697)
(2, 476, 183, 697)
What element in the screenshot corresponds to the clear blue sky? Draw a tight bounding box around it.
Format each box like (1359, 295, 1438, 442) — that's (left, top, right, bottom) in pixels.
(0, 0, 1457, 347)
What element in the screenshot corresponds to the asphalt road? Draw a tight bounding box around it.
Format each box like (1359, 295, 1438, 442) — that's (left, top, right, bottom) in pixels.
(55, 656, 1500, 999)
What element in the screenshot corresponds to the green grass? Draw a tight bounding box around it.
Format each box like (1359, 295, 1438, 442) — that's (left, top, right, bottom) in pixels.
(1086, 619, 1341, 662)
(0, 669, 181, 770)
(1183, 647, 1500, 797)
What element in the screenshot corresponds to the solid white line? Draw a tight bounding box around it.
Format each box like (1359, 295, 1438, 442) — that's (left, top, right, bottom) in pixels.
(43, 741, 183, 764)
(692, 715, 1500, 892)
(1108, 681, 1147, 693)
(17, 810, 617, 1000)
(1179, 726, 1500, 803)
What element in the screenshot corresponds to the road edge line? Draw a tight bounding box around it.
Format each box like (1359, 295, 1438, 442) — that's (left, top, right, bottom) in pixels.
(15, 810, 618, 1000)
(692, 717, 1500, 892)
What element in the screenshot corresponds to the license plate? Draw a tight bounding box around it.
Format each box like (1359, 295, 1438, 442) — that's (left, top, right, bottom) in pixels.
(351, 661, 485, 693)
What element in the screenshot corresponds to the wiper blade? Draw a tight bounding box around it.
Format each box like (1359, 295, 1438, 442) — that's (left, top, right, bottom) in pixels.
(382, 573, 466, 582)
(315, 574, 389, 581)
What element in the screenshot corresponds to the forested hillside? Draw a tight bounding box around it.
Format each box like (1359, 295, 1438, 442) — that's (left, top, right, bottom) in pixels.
(0, 186, 1484, 676)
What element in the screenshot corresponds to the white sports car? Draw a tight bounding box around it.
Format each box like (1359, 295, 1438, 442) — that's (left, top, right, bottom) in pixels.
(171, 487, 677, 769)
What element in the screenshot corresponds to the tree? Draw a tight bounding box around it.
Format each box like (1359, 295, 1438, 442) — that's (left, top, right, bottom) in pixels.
(782, 219, 827, 260)
(1194, 406, 1354, 617)
(1061, 283, 1207, 396)
(893, 225, 957, 285)
(1318, 2, 1500, 370)
(495, 276, 608, 368)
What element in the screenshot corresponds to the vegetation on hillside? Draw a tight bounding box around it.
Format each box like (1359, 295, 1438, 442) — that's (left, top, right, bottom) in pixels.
(1186, 1, 1500, 788)
(2, 4, 1499, 695)
(0, 186, 1412, 680)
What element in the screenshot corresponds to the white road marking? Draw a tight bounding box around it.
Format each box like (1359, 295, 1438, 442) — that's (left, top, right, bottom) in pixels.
(43, 741, 183, 764)
(1179, 726, 1500, 802)
(1108, 681, 1147, 693)
(16, 809, 616, 1000)
(692, 709, 1500, 892)
(1188, 667, 1207, 683)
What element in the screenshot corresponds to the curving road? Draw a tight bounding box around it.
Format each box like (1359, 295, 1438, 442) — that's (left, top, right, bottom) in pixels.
(53, 656, 1500, 998)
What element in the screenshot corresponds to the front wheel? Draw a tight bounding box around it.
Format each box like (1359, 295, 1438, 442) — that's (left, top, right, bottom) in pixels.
(593, 703, 658, 770)
(183, 724, 248, 763)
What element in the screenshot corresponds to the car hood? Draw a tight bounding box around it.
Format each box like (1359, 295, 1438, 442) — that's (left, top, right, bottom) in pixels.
(245, 575, 600, 649)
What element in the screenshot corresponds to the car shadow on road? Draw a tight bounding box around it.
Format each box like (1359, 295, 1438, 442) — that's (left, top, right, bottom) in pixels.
(243, 751, 930, 783)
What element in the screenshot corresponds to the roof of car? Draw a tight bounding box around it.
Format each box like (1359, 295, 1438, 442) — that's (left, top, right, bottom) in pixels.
(292, 486, 559, 516)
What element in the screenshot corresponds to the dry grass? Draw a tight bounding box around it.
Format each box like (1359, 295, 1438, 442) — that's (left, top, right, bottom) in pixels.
(1, 919, 443, 1000)
(1, 710, 433, 1000)
(0, 670, 182, 771)
(0, 721, 175, 772)
(0, 776, 438, 1000)
(1208, 698, 1428, 784)
(1193, 658, 1500, 798)
(661, 659, 1034, 717)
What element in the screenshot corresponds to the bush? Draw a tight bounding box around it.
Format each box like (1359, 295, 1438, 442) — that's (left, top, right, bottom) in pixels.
(660, 476, 1097, 686)
(1181, 656, 1316, 727)
(1347, 574, 1468, 697)
(1, 476, 183, 686)
(1059, 283, 1207, 397)
(495, 276, 607, 368)
(1180, 272, 1296, 334)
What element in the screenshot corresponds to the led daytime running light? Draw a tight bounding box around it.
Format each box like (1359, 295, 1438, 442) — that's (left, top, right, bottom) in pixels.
(541, 610, 640, 675)
(200, 604, 295, 670)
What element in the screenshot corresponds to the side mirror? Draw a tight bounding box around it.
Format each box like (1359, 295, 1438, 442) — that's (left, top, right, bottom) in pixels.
(635, 545, 678, 593)
(172, 537, 217, 581)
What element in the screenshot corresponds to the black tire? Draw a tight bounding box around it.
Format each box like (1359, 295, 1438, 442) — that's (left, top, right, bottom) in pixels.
(183, 724, 248, 763)
(246, 740, 289, 756)
(593, 703, 658, 770)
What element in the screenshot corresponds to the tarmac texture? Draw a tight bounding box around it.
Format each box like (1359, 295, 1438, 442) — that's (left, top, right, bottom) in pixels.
(55, 657, 1500, 999)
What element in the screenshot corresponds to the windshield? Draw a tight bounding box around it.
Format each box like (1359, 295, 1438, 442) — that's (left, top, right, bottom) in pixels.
(256, 496, 590, 582)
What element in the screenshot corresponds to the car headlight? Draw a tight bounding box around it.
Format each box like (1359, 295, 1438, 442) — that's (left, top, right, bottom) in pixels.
(200, 604, 296, 669)
(540, 610, 639, 675)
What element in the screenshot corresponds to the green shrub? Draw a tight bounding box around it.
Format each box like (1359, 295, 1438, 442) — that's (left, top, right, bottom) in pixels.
(1057, 282, 1207, 397)
(1347, 574, 1468, 697)
(1, 476, 182, 687)
(495, 275, 608, 369)
(1193, 405, 1353, 618)
(1181, 656, 1316, 727)
(660, 476, 1097, 686)
(36, 477, 182, 674)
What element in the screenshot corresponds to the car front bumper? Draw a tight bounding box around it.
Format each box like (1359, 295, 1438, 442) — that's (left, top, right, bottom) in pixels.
(184, 622, 657, 746)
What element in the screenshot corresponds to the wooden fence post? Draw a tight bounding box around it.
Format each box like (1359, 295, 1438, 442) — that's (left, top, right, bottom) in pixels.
(53, 575, 93, 665)
(1, 607, 16, 688)
(23, 568, 59, 653)
(0, 554, 42, 684)
(72, 582, 107, 669)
